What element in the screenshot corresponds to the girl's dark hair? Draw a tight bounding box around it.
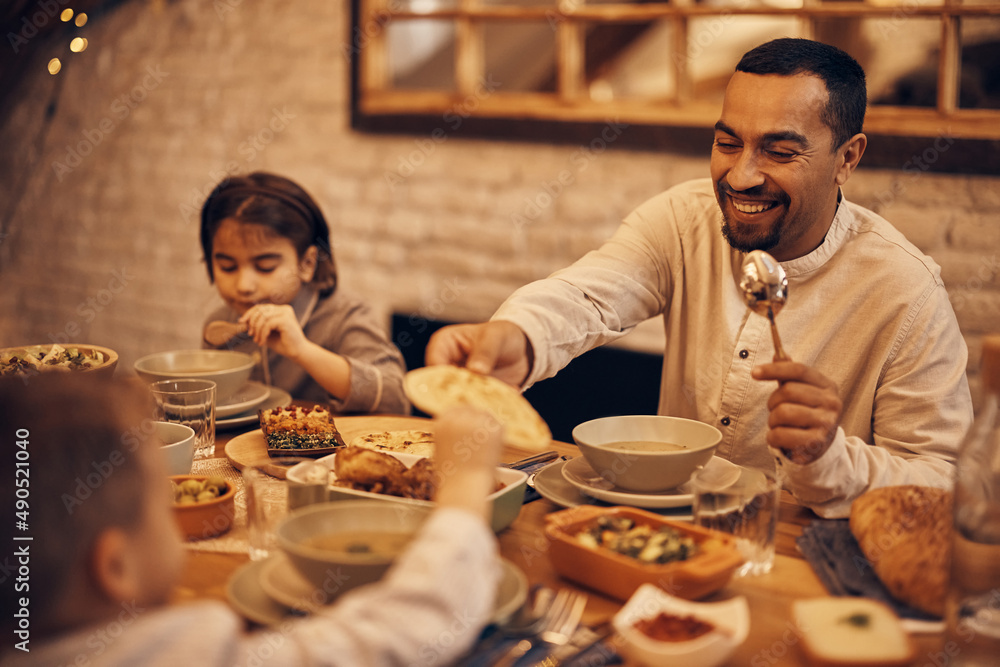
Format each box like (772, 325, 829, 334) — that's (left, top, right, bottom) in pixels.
(199, 172, 337, 295)
(736, 38, 867, 151)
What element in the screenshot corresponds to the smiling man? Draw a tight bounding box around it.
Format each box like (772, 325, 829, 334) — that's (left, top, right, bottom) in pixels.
(427, 38, 973, 517)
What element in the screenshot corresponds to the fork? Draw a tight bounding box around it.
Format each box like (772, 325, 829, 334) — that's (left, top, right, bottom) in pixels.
(493, 589, 587, 667)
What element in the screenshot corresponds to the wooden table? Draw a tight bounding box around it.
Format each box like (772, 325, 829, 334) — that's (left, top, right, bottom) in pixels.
(173, 414, 945, 665)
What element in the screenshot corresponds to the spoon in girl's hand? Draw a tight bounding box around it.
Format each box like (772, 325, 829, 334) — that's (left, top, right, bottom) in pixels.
(203, 320, 247, 347)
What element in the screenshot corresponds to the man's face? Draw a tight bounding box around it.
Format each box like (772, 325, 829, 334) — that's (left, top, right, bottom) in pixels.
(710, 72, 846, 261)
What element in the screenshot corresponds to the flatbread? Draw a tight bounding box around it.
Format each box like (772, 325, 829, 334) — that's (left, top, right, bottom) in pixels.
(349, 429, 436, 458)
(404, 365, 551, 451)
(849, 485, 952, 617)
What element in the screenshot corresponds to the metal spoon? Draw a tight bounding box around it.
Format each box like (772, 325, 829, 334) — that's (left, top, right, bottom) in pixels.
(739, 250, 790, 361)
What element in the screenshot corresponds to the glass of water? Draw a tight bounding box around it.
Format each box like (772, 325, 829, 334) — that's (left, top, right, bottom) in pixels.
(149, 379, 216, 460)
(691, 465, 781, 576)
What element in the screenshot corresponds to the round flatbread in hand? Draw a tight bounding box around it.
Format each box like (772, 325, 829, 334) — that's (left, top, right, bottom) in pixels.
(404, 365, 551, 451)
(849, 485, 952, 617)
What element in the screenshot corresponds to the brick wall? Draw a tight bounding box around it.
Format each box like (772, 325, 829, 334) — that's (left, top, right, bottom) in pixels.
(0, 0, 996, 410)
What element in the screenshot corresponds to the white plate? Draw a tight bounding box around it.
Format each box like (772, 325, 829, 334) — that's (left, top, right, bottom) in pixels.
(216, 381, 271, 418)
(316, 450, 528, 532)
(534, 459, 693, 519)
(217, 387, 292, 429)
(561, 456, 695, 509)
(229, 553, 528, 626)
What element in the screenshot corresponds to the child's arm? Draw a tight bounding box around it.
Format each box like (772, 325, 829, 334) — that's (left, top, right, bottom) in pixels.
(241, 303, 353, 400)
(433, 406, 503, 521)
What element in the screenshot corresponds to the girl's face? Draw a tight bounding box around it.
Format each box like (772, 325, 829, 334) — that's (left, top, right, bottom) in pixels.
(210, 219, 317, 315)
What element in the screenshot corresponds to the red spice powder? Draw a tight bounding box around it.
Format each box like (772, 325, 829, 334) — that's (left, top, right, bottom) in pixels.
(634, 612, 715, 642)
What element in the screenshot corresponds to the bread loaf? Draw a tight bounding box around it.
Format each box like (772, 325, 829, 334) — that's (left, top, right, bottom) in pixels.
(848, 485, 951, 617)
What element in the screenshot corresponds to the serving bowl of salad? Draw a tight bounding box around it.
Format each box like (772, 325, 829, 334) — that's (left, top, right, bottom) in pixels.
(0, 343, 118, 379)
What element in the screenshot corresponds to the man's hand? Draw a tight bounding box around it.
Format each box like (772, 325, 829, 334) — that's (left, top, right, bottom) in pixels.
(752, 361, 844, 465)
(425, 321, 533, 388)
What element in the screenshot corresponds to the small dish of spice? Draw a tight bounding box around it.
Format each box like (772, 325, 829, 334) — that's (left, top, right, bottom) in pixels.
(612, 584, 748, 667)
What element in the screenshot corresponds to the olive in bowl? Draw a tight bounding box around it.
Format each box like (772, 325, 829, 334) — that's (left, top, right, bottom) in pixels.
(170, 474, 236, 540)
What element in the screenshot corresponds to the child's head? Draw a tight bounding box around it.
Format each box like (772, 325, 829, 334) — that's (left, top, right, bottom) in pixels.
(200, 172, 337, 313)
(0, 374, 185, 639)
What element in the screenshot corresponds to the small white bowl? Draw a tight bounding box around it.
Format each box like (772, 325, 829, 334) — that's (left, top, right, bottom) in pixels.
(156, 421, 196, 475)
(134, 349, 254, 399)
(613, 584, 749, 667)
(572, 415, 722, 492)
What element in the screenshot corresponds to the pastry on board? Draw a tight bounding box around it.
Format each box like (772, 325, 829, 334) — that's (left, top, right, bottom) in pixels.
(258, 405, 346, 451)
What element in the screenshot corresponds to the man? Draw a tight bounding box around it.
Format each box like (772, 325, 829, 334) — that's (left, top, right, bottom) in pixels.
(426, 38, 972, 518)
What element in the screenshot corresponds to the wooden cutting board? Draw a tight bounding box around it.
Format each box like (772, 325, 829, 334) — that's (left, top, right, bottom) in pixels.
(224, 414, 431, 478)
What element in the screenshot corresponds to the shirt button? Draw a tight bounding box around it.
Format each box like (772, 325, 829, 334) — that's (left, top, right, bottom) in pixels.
(720, 417, 731, 426)
(739, 349, 749, 359)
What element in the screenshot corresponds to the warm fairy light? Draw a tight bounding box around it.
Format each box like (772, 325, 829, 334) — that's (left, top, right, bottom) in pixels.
(70, 37, 88, 53)
(48, 58, 62, 75)
(61, 8, 74, 21)
(75, 13, 88, 27)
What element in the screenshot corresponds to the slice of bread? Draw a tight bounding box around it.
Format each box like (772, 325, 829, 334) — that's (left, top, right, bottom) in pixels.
(258, 405, 346, 451)
(793, 597, 915, 666)
(349, 429, 436, 458)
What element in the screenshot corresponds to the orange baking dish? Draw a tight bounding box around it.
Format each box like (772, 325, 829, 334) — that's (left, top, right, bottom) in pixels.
(544, 505, 745, 601)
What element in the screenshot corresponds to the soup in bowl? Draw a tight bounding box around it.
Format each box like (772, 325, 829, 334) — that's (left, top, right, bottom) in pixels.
(572, 415, 722, 492)
(277, 500, 431, 600)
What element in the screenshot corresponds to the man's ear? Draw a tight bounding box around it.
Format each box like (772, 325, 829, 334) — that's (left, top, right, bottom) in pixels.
(298, 246, 319, 283)
(90, 527, 140, 605)
(835, 132, 867, 186)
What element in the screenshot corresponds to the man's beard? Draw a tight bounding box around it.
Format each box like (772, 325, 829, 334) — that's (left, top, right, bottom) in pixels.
(720, 215, 782, 253)
(716, 182, 787, 253)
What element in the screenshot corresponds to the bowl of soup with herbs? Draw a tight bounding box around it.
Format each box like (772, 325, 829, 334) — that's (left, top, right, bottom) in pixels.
(572, 416, 722, 492)
(276, 500, 431, 597)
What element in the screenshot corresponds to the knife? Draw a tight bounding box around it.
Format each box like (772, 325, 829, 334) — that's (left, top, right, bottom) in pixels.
(502, 450, 559, 470)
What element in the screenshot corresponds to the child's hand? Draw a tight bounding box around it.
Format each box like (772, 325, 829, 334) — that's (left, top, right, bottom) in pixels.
(433, 406, 504, 521)
(240, 304, 309, 359)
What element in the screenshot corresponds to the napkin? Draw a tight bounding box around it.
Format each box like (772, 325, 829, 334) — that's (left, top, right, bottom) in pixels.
(796, 520, 941, 624)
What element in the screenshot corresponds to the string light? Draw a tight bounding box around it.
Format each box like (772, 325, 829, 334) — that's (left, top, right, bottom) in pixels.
(48, 8, 91, 75)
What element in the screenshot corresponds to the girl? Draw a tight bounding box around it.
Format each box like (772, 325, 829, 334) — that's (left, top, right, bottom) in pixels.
(200, 172, 409, 414)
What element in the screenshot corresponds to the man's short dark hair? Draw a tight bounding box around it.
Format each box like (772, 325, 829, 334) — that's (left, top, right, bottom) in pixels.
(736, 38, 867, 150)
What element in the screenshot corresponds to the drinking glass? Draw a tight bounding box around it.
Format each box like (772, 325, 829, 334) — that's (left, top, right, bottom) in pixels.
(149, 379, 216, 460)
(243, 457, 313, 561)
(692, 466, 781, 576)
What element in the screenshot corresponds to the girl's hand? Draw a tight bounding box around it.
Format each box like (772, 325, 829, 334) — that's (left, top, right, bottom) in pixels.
(240, 304, 308, 359)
